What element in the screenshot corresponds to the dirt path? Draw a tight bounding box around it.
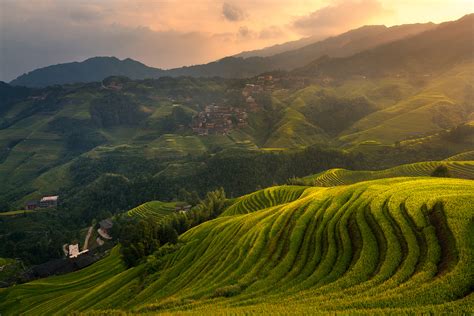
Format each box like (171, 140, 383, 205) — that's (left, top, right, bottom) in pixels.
(83, 226, 93, 251)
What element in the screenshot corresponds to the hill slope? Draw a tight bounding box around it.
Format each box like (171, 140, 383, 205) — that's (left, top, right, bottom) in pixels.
(127, 201, 178, 221)
(295, 160, 474, 186)
(1, 177, 473, 314)
(257, 22, 435, 71)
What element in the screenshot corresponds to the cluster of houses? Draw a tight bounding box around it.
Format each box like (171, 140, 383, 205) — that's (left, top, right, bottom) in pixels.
(241, 75, 277, 112)
(242, 75, 275, 94)
(190, 76, 279, 136)
(25, 195, 59, 210)
(192, 105, 248, 136)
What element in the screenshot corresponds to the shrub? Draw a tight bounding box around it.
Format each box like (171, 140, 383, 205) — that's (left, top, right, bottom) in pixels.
(431, 165, 451, 177)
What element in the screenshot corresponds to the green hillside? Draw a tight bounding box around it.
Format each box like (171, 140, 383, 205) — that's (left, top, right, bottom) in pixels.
(0, 247, 133, 314)
(127, 201, 178, 221)
(339, 62, 474, 144)
(1, 177, 473, 314)
(295, 160, 474, 186)
(222, 185, 307, 216)
(2, 28, 474, 209)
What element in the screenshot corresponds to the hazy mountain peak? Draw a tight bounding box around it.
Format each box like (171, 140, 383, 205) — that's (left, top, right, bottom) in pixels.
(10, 56, 163, 88)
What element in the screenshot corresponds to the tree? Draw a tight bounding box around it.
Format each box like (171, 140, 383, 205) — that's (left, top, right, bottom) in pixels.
(431, 165, 451, 178)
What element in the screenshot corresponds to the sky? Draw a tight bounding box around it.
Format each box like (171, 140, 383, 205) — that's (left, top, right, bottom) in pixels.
(0, 0, 472, 82)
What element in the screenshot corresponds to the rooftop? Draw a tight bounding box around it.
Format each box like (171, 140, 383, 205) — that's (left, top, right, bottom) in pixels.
(99, 219, 113, 229)
(40, 195, 59, 202)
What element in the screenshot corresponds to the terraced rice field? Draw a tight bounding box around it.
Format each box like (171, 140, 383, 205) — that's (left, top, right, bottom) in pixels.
(222, 185, 307, 216)
(445, 151, 474, 161)
(0, 209, 35, 216)
(127, 201, 177, 221)
(0, 247, 138, 314)
(1, 177, 472, 314)
(298, 160, 474, 186)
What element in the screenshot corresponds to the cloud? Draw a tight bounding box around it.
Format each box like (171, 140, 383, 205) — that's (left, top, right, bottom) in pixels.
(222, 2, 246, 21)
(0, 16, 229, 81)
(293, 0, 390, 36)
(69, 5, 105, 23)
(238, 26, 252, 38)
(259, 26, 284, 39)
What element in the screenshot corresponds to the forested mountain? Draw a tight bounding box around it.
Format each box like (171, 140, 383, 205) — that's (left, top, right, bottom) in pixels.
(295, 14, 474, 78)
(234, 34, 322, 58)
(246, 22, 435, 70)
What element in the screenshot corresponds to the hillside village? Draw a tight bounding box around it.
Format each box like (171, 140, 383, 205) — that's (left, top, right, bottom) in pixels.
(191, 75, 275, 135)
(25, 195, 59, 210)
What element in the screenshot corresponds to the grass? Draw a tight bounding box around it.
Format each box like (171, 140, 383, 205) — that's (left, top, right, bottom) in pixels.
(295, 160, 474, 186)
(1, 177, 472, 314)
(0, 209, 35, 216)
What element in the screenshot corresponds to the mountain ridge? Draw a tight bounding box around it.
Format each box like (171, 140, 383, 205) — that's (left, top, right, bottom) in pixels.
(294, 14, 474, 78)
(10, 56, 165, 88)
(9, 20, 440, 87)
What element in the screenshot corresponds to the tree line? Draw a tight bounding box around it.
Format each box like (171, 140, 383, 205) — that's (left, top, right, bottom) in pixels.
(112, 188, 228, 267)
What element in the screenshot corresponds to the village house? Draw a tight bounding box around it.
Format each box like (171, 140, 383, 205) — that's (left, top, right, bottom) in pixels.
(39, 195, 59, 208)
(68, 244, 89, 259)
(25, 200, 39, 210)
(175, 204, 192, 213)
(242, 84, 263, 97)
(96, 237, 105, 246)
(98, 219, 113, 240)
(25, 195, 59, 210)
(245, 95, 260, 112)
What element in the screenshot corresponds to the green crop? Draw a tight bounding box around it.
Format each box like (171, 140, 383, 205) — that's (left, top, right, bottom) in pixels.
(0, 177, 472, 315)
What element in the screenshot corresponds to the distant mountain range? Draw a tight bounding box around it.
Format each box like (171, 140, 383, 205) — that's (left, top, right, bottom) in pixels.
(8, 15, 471, 88)
(234, 22, 434, 64)
(294, 14, 474, 78)
(233, 35, 323, 59)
